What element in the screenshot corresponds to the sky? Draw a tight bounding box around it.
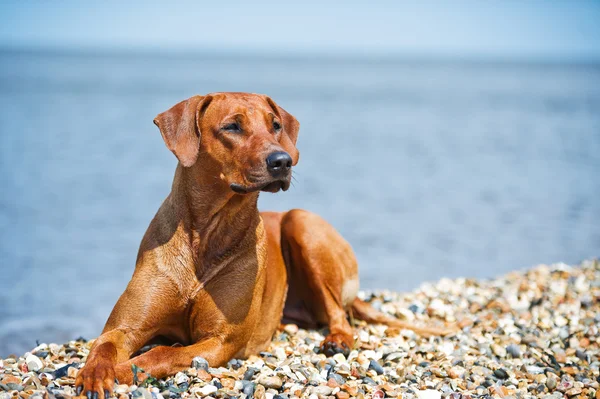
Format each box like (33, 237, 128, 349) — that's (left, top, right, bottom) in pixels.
(1, 1, 599, 60)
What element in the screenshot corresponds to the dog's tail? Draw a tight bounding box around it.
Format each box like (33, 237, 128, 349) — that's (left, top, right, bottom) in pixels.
(351, 298, 460, 337)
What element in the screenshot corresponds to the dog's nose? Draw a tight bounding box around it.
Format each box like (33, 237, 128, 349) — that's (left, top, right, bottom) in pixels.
(266, 151, 292, 177)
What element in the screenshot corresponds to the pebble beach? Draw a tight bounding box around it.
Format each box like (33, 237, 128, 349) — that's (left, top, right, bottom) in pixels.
(1, 260, 598, 399)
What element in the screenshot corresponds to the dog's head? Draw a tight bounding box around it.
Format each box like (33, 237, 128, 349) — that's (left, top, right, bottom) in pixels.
(153, 92, 299, 194)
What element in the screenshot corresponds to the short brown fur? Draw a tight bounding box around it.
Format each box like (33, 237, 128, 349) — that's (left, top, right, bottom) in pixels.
(76, 93, 455, 398)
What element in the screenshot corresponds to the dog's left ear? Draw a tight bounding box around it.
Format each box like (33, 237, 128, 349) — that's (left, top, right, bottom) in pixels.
(266, 97, 300, 165)
(153, 95, 212, 167)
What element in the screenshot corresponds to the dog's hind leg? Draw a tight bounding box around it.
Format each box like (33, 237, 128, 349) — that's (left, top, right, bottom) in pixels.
(280, 209, 359, 356)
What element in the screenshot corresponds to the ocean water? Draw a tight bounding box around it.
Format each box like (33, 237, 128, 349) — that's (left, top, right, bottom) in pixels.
(0, 50, 599, 356)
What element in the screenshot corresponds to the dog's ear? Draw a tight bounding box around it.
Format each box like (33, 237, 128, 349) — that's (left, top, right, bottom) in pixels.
(266, 97, 300, 165)
(153, 95, 212, 167)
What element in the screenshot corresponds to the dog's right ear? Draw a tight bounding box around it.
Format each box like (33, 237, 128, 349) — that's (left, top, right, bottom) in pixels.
(153, 95, 212, 167)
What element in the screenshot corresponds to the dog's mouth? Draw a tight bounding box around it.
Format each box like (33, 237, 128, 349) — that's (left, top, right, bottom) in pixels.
(230, 179, 290, 194)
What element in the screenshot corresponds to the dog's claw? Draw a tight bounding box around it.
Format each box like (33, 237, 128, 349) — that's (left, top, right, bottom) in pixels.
(76, 386, 83, 396)
(92, 392, 98, 399)
(86, 391, 93, 399)
(319, 340, 350, 357)
(105, 391, 110, 399)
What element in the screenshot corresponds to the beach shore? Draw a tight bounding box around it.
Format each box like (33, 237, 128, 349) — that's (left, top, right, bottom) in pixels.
(1, 260, 598, 399)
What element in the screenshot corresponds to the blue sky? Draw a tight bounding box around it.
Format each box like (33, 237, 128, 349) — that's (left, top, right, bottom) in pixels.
(1, 1, 599, 59)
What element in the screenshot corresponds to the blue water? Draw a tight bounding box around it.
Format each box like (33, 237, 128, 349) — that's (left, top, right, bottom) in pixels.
(0, 50, 599, 356)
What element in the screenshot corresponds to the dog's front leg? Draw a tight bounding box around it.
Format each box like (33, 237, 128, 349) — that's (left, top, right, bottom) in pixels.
(76, 269, 187, 399)
(113, 336, 239, 383)
(74, 327, 149, 399)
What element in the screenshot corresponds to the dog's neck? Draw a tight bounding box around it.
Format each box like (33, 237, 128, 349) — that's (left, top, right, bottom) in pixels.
(171, 161, 262, 275)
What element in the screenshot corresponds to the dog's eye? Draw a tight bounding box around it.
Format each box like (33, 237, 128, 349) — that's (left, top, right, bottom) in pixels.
(222, 123, 241, 132)
(273, 121, 282, 131)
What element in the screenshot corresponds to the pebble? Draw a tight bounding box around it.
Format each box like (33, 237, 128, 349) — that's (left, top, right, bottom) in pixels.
(546, 374, 558, 390)
(416, 389, 442, 399)
(336, 392, 349, 399)
(191, 356, 209, 371)
(258, 375, 283, 389)
(491, 343, 507, 358)
(576, 349, 589, 362)
(1, 259, 599, 399)
(311, 385, 333, 396)
(283, 324, 299, 334)
(242, 381, 255, 397)
(197, 384, 218, 395)
(244, 367, 257, 380)
(506, 343, 522, 358)
(494, 368, 509, 379)
(25, 354, 43, 372)
(368, 359, 384, 375)
(328, 372, 345, 385)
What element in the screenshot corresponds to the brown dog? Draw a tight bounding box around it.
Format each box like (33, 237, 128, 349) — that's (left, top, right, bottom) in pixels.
(75, 92, 452, 398)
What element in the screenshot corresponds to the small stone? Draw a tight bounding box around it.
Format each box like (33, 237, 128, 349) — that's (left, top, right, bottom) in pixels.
(494, 369, 509, 379)
(491, 344, 507, 358)
(6, 383, 23, 391)
(254, 384, 266, 399)
(408, 304, 424, 314)
(575, 350, 589, 362)
(336, 392, 349, 399)
(1, 375, 21, 385)
(490, 385, 509, 397)
(227, 359, 241, 370)
(506, 344, 521, 358)
(258, 376, 283, 390)
(362, 377, 377, 385)
(244, 367, 257, 380)
(448, 367, 464, 379)
(115, 384, 129, 394)
(368, 360, 384, 375)
(197, 384, 218, 396)
(312, 386, 333, 396)
(137, 387, 153, 399)
(192, 357, 209, 371)
(174, 372, 189, 385)
(328, 373, 345, 385)
(68, 366, 79, 378)
(25, 355, 43, 372)
(384, 352, 404, 362)
(554, 350, 567, 364)
(197, 369, 212, 382)
(220, 378, 235, 390)
(332, 353, 347, 364)
(53, 364, 77, 379)
(416, 390, 441, 399)
(242, 381, 255, 397)
(284, 324, 299, 334)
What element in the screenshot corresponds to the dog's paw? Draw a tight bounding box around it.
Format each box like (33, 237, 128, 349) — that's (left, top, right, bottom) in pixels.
(319, 333, 353, 357)
(75, 361, 115, 399)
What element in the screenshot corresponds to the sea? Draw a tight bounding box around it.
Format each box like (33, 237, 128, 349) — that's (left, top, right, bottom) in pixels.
(0, 49, 599, 356)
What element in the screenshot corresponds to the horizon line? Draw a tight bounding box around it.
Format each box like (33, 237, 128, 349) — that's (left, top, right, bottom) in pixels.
(2, 43, 600, 66)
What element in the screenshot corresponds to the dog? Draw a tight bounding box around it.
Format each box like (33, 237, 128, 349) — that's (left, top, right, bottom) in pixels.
(75, 92, 454, 398)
